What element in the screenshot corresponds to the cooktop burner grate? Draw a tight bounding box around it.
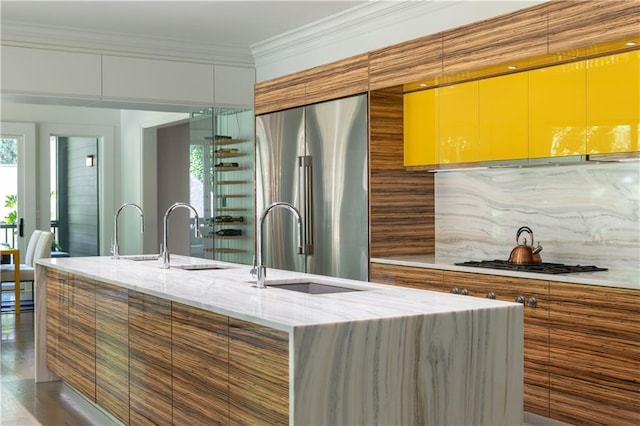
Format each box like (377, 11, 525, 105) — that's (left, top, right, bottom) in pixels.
(454, 259, 608, 274)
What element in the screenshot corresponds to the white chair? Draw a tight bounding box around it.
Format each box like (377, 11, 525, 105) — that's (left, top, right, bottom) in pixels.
(1, 230, 54, 310)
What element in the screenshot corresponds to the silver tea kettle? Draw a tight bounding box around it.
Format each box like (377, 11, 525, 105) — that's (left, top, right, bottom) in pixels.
(508, 226, 543, 265)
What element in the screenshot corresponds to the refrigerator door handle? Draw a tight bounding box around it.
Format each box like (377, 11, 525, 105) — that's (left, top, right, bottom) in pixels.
(298, 155, 313, 255)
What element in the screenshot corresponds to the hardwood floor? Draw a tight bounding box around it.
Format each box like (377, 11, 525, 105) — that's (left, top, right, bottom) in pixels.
(0, 311, 119, 426)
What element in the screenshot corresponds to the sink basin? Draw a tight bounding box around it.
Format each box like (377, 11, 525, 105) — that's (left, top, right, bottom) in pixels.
(267, 281, 364, 295)
(122, 255, 160, 261)
(172, 264, 231, 271)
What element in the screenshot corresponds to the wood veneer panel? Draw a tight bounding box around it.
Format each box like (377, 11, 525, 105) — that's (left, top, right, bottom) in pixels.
(45, 268, 65, 377)
(443, 271, 550, 417)
(369, 262, 446, 291)
(548, 0, 640, 55)
(369, 86, 404, 171)
(129, 291, 172, 426)
(172, 303, 229, 425)
(548, 282, 640, 424)
(229, 318, 289, 425)
(66, 274, 97, 401)
(369, 34, 443, 91)
(304, 53, 369, 105)
(442, 3, 548, 77)
(255, 74, 306, 115)
(96, 283, 129, 424)
(370, 170, 435, 258)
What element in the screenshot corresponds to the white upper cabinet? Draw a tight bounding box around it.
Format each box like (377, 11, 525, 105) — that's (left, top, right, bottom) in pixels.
(1, 46, 101, 98)
(214, 65, 255, 107)
(102, 56, 214, 105)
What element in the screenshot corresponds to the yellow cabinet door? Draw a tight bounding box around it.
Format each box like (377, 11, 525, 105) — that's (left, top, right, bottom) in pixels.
(529, 61, 586, 158)
(479, 72, 528, 161)
(586, 50, 639, 154)
(403, 89, 438, 166)
(439, 80, 480, 164)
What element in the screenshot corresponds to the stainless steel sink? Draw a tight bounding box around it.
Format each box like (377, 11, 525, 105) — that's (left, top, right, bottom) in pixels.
(267, 281, 365, 294)
(122, 255, 160, 261)
(172, 264, 231, 271)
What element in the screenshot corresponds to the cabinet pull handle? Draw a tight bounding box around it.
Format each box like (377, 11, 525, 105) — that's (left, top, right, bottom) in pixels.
(526, 297, 538, 308)
(450, 287, 460, 294)
(460, 288, 469, 296)
(486, 291, 496, 299)
(515, 295, 525, 304)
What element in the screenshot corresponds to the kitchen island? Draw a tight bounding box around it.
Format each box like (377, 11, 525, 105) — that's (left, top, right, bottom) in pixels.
(35, 255, 523, 425)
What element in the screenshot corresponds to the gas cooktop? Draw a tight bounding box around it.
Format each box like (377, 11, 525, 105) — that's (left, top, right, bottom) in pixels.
(454, 259, 608, 274)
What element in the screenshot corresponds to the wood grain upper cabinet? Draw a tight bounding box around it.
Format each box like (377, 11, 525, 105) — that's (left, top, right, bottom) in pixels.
(586, 50, 640, 155)
(129, 291, 172, 426)
(1, 46, 101, 99)
(529, 61, 586, 158)
(547, 0, 640, 55)
(548, 282, 640, 424)
(255, 73, 306, 115)
(95, 283, 129, 425)
(102, 55, 214, 105)
(303, 53, 369, 106)
(172, 303, 229, 425)
(229, 318, 289, 425)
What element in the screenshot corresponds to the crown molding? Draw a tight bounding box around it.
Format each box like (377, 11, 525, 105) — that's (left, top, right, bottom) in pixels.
(0, 21, 254, 67)
(251, 1, 452, 67)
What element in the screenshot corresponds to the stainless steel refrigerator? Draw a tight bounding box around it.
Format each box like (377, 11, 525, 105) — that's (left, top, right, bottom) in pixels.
(255, 94, 368, 281)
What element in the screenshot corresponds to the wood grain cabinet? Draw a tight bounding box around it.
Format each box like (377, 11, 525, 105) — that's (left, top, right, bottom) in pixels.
(128, 291, 172, 425)
(46, 271, 96, 401)
(171, 303, 229, 425)
(229, 318, 289, 425)
(548, 282, 640, 424)
(95, 283, 129, 424)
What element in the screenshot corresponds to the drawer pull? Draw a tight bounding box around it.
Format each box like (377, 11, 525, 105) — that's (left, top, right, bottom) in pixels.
(526, 297, 538, 308)
(486, 291, 496, 299)
(515, 295, 525, 304)
(450, 287, 460, 294)
(460, 288, 469, 296)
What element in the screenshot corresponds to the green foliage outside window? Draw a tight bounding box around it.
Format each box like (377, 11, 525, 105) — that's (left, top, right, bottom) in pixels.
(0, 139, 17, 165)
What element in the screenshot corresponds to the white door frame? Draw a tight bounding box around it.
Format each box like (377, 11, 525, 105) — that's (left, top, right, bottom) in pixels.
(1, 122, 37, 252)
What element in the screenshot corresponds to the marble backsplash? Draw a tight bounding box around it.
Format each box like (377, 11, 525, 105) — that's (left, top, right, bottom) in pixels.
(434, 162, 639, 272)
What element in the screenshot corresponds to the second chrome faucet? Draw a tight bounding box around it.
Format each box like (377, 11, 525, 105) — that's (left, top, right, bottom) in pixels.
(161, 202, 201, 269)
(111, 203, 144, 259)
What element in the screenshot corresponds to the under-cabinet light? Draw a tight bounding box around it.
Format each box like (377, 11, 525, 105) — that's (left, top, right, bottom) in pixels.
(626, 41, 637, 46)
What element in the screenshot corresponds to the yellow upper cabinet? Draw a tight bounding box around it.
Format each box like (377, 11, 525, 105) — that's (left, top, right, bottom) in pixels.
(439, 80, 481, 164)
(529, 61, 586, 158)
(404, 89, 438, 166)
(479, 72, 528, 161)
(586, 50, 639, 154)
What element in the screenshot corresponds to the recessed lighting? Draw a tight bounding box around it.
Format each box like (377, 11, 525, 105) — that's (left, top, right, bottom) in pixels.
(626, 41, 637, 46)
(507, 65, 518, 70)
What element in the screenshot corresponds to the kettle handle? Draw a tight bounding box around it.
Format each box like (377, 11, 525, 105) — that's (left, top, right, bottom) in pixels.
(516, 226, 535, 246)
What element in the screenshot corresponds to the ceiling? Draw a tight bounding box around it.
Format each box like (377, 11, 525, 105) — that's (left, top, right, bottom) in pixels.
(0, 1, 368, 53)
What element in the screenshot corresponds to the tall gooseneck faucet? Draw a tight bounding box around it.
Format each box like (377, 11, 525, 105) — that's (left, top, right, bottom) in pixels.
(111, 203, 144, 259)
(161, 202, 201, 269)
(255, 202, 304, 288)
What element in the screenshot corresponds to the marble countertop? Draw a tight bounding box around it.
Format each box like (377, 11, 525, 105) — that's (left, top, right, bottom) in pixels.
(36, 255, 519, 332)
(371, 255, 639, 291)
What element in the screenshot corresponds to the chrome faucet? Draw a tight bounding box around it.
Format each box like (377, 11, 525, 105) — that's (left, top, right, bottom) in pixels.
(161, 202, 201, 269)
(111, 203, 144, 259)
(254, 202, 304, 289)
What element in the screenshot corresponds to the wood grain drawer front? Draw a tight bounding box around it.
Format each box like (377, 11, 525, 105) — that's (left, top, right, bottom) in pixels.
(443, 271, 550, 417)
(547, 0, 640, 55)
(369, 262, 446, 292)
(66, 274, 97, 401)
(442, 3, 548, 78)
(46, 268, 66, 378)
(369, 34, 442, 91)
(96, 283, 129, 425)
(172, 303, 229, 425)
(229, 318, 289, 425)
(129, 291, 172, 426)
(548, 282, 640, 425)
